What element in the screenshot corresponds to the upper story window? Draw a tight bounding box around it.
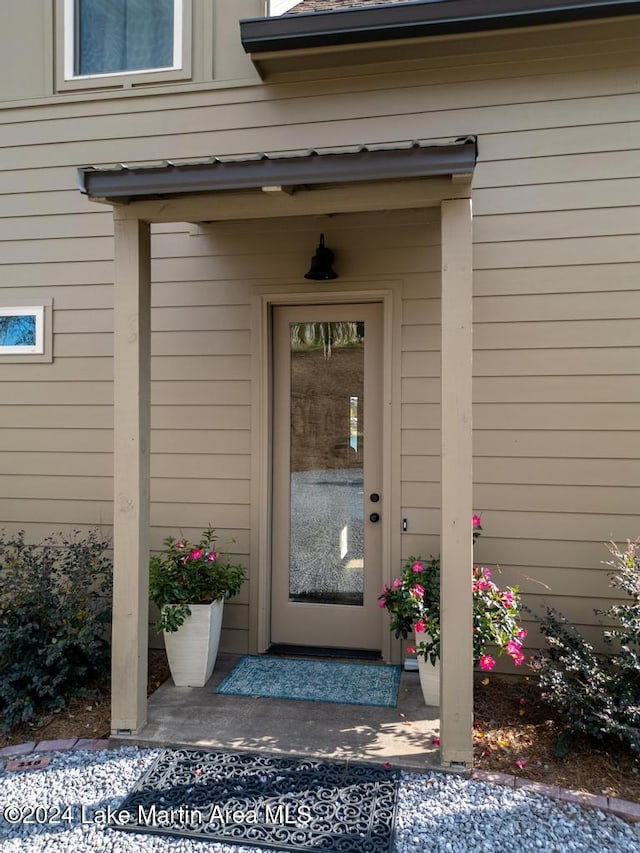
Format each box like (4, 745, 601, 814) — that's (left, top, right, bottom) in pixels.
(64, 0, 183, 80)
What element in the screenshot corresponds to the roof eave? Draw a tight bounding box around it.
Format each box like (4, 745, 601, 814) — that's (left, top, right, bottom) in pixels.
(240, 0, 640, 54)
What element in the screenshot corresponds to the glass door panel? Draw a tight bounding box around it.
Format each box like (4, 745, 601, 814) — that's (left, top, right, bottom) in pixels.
(289, 321, 365, 606)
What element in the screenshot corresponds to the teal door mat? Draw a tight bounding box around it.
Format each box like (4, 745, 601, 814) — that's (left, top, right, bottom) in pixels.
(215, 655, 401, 707)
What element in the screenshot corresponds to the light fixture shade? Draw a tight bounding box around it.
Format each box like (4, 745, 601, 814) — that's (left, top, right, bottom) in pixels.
(304, 233, 338, 280)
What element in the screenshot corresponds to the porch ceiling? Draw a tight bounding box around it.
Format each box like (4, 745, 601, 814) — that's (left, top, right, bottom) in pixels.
(78, 137, 476, 223)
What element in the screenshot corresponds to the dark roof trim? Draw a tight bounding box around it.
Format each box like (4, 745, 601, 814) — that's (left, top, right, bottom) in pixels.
(240, 0, 640, 53)
(77, 138, 477, 201)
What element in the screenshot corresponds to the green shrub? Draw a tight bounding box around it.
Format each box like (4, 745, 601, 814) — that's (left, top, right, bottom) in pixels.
(0, 528, 113, 734)
(532, 538, 640, 753)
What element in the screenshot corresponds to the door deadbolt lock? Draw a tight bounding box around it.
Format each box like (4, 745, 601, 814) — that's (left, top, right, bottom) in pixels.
(369, 512, 380, 523)
(370, 493, 380, 503)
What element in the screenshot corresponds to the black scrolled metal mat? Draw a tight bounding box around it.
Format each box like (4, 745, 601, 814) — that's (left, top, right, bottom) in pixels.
(111, 747, 399, 852)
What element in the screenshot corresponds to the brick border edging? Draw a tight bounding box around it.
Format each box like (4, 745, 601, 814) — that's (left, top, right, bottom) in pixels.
(0, 738, 110, 760)
(1, 740, 638, 824)
(472, 768, 640, 824)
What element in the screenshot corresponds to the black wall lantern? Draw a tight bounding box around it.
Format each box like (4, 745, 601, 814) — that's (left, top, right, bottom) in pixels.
(304, 233, 338, 280)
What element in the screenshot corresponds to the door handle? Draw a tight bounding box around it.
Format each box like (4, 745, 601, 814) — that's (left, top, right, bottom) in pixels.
(369, 512, 380, 523)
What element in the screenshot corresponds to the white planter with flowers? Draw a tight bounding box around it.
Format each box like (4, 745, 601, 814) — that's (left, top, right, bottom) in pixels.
(149, 527, 246, 688)
(162, 599, 224, 687)
(414, 629, 440, 706)
(379, 516, 527, 706)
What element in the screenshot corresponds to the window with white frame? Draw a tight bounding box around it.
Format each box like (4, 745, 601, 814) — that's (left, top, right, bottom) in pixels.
(0, 307, 45, 355)
(65, 0, 183, 79)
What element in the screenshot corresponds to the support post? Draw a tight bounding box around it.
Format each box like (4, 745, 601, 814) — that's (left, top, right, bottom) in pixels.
(111, 215, 151, 733)
(439, 197, 474, 767)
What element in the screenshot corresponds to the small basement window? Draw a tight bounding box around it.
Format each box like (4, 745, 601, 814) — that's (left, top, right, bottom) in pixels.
(0, 304, 52, 363)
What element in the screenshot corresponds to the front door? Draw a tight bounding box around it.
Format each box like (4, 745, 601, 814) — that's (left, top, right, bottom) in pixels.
(271, 303, 383, 651)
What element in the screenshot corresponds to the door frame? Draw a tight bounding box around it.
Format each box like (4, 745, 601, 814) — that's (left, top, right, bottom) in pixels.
(250, 285, 401, 662)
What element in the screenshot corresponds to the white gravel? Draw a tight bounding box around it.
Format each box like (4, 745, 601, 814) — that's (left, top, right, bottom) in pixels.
(0, 746, 638, 852)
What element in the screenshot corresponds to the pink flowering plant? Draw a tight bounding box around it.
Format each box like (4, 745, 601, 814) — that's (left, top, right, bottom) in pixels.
(378, 516, 527, 670)
(149, 527, 246, 633)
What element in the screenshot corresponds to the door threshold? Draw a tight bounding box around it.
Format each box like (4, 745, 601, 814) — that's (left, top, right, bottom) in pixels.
(267, 644, 382, 661)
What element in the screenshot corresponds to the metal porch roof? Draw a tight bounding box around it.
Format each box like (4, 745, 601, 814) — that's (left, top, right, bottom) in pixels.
(78, 138, 477, 202)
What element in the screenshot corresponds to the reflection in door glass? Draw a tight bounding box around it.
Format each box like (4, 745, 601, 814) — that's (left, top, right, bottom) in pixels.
(349, 396, 359, 452)
(289, 321, 364, 606)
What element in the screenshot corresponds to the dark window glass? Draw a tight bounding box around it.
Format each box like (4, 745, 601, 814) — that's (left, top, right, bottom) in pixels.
(76, 0, 175, 76)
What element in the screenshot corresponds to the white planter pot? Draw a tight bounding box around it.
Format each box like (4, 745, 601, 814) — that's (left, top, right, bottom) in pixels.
(415, 629, 440, 706)
(163, 599, 224, 687)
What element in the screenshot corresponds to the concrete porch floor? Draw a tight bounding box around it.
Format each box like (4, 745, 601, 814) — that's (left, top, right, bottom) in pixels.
(113, 653, 442, 772)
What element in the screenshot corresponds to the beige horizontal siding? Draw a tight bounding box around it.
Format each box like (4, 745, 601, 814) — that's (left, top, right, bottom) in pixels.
(471, 458, 639, 487)
(474, 235, 640, 268)
(404, 290, 640, 325)
(403, 535, 621, 574)
(403, 428, 640, 461)
(403, 482, 640, 515)
(402, 508, 637, 548)
(1, 406, 113, 429)
(402, 401, 640, 431)
(150, 502, 250, 531)
(0, 451, 250, 480)
(1, 475, 112, 502)
(403, 346, 640, 380)
(150, 406, 249, 430)
(0, 428, 112, 453)
(151, 381, 250, 406)
(152, 355, 251, 381)
(0, 212, 113, 241)
(390, 26, 640, 648)
(0, 18, 638, 658)
(0, 358, 112, 381)
(471, 265, 640, 296)
(473, 431, 640, 459)
(0, 382, 112, 405)
(0, 46, 629, 134)
(474, 181, 640, 216)
(0, 498, 114, 525)
(404, 375, 640, 403)
(474, 149, 640, 187)
(152, 454, 251, 480)
(0, 451, 111, 476)
(148, 528, 250, 556)
(150, 331, 250, 356)
(473, 321, 639, 349)
(3, 110, 639, 174)
(475, 208, 640, 243)
(151, 430, 251, 455)
(151, 479, 250, 505)
(0, 357, 212, 389)
(473, 348, 640, 375)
